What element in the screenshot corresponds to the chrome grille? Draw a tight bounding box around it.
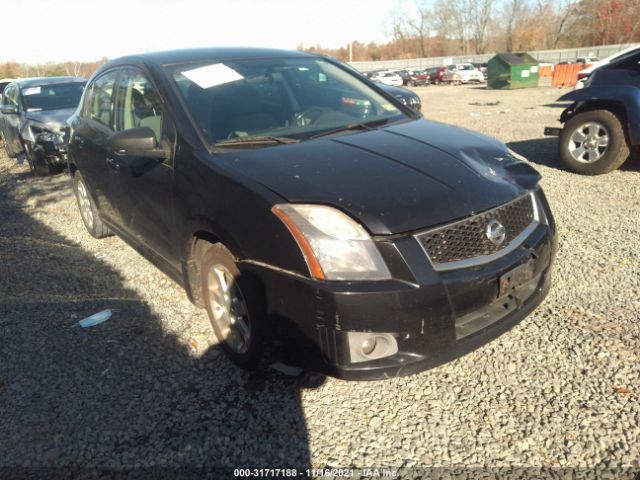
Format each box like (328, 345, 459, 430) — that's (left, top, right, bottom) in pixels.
(415, 193, 537, 269)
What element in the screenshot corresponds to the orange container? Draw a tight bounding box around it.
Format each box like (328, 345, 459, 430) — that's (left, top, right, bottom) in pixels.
(552, 63, 581, 87)
(538, 65, 553, 78)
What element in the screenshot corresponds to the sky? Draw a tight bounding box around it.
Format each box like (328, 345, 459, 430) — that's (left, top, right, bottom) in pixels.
(6, 0, 404, 64)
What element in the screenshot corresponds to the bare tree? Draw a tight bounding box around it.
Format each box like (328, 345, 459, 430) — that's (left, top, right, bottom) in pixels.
(434, 0, 472, 55)
(549, 0, 580, 48)
(407, 0, 431, 57)
(387, 10, 410, 54)
(64, 62, 84, 77)
(469, 0, 495, 53)
(623, 0, 640, 42)
(503, 0, 530, 52)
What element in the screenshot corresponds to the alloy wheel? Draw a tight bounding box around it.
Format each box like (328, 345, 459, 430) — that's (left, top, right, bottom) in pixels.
(76, 179, 94, 230)
(207, 264, 251, 354)
(568, 122, 610, 163)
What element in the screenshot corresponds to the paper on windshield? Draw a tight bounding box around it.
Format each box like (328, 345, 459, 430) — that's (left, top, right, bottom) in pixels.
(22, 87, 41, 96)
(181, 63, 244, 89)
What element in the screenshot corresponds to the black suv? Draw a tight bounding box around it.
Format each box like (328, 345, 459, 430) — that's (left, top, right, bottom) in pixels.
(67, 48, 556, 380)
(0, 77, 85, 176)
(546, 49, 640, 174)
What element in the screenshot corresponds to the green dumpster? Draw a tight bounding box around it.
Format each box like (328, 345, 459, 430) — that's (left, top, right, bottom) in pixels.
(487, 52, 539, 89)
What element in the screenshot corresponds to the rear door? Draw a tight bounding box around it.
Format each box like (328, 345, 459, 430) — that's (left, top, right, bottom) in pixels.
(107, 66, 177, 265)
(69, 69, 120, 222)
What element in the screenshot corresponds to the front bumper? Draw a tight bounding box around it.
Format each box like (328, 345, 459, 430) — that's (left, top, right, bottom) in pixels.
(241, 192, 557, 381)
(30, 130, 67, 166)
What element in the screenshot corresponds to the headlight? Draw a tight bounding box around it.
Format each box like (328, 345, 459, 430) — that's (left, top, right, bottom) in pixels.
(272, 204, 391, 281)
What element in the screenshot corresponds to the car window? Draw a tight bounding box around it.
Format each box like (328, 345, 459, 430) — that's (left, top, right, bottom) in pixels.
(114, 68, 163, 141)
(612, 51, 640, 72)
(3, 85, 18, 107)
(86, 71, 118, 128)
(168, 57, 406, 145)
(21, 83, 85, 112)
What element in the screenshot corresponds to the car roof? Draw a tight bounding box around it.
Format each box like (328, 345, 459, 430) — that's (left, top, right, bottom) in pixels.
(12, 76, 86, 88)
(108, 47, 315, 67)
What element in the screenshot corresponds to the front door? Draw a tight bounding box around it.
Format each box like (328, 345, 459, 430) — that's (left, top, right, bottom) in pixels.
(69, 70, 120, 223)
(1, 84, 22, 154)
(107, 66, 177, 266)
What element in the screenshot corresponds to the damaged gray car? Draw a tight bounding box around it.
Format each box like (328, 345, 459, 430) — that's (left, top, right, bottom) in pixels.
(0, 77, 85, 176)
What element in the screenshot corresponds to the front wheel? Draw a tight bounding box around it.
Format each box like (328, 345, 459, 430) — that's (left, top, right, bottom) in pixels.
(559, 109, 630, 175)
(72, 172, 112, 238)
(201, 243, 268, 369)
(2, 133, 18, 158)
(24, 142, 51, 177)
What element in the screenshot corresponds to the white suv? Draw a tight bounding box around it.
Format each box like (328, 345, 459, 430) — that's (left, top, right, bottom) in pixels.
(443, 64, 485, 84)
(371, 71, 403, 87)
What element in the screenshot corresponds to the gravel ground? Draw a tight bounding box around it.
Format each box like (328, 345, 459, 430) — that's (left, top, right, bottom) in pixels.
(0, 84, 639, 479)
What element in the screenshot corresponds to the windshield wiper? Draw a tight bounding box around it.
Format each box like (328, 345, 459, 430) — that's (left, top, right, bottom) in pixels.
(309, 118, 392, 140)
(214, 136, 299, 148)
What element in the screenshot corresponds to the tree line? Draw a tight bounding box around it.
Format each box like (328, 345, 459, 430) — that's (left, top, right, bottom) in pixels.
(0, 58, 109, 80)
(300, 0, 640, 61)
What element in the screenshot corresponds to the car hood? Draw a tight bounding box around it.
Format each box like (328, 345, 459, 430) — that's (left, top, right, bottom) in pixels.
(25, 108, 75, 130)
(221, 119, 541, 235)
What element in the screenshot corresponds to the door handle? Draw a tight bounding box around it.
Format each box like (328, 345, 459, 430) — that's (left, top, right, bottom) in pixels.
(106, 157, 121, 171)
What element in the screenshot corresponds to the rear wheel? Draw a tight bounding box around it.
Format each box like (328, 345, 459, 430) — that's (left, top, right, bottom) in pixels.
(72, 172, 112, 238)
(201, 243, 267, 369)
(559, 109, 629, 175)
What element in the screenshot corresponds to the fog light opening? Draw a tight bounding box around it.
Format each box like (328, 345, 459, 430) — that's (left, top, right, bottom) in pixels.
(347, 332, 399, 364)
(361, 337, 377, 356)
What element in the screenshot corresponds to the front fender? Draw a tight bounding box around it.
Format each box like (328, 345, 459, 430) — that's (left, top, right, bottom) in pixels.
(558, 86, 640, 145)
(19, 122, 35, 143)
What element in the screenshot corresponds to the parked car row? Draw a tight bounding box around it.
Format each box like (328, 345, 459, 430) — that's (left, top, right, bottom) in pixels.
(364, 63, 485, 86)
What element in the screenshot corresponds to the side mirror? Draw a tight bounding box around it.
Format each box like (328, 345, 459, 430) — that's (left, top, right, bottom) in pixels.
(1, 105, 17, 115)
(107, 127, 167, 158)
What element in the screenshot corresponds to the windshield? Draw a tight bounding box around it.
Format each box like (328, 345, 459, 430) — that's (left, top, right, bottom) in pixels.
(21, 83, 85, 112)
(459, 65, 474, 71)
(167, 57, 407, 146)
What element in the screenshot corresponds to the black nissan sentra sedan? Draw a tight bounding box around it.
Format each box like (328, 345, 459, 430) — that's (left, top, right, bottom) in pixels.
(66, 48, 556, 380)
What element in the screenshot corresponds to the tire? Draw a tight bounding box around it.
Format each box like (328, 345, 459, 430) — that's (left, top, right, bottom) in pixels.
(201, 243, 268, 369)
(24, 142, 51, 177)
(72, 172, 112, 238)
(409, 80, 416, 87)
(559, 109, 630, 175)
(3, 134, 18, 158)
